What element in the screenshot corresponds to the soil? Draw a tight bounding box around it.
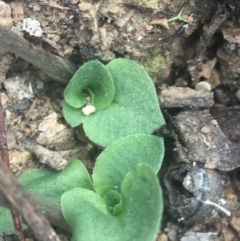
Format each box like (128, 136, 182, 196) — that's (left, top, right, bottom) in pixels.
(1, 0, 240, 240)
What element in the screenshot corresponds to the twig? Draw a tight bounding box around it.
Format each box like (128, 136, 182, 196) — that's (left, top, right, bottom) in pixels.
(30, 195, 70, 232)
(0, 97, 10, 166)
(0, 192, 70, 232)
(0, 96, 25, 241)
(19, 136, 81, 170)
(0, 161, 61, 241)
(39, 1, 70, 10)
(0, 25, 76, 84)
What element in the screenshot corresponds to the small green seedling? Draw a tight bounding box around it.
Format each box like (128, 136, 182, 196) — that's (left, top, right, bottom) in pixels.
(63, 59, 164, 147)
(0, 59, 165, 241)
(168, 7, 194, 25)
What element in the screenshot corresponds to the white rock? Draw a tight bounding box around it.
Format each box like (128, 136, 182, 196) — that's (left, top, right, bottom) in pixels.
(22, 18, 42, 37)
(195, 81, 211, 92)
(4, 76, 34, 101)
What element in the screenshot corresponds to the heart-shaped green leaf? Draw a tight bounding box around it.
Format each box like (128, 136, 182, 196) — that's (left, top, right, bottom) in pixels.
(93, 134, 164, 196)
(61, 164, 162, 241)
(63, 60, 115, 126)
(0, 159, 93, 234)
(63, 58, 165, 147)
(64, 60, 114, 109)
(83, 58, 165, 146)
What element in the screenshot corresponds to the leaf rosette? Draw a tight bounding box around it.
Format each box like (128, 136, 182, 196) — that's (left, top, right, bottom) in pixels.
(0, 135, 164, 240)
(63, 58, 165, 147)
(61, 164, 163, 241)
(63, 60, 115, 126)
(61, 134, 164, 241)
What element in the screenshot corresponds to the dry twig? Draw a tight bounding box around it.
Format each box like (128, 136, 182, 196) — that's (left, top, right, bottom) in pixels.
(0, 25, 76, 84)
(0, 161, 61, 241)
(19, 136, 81, 170)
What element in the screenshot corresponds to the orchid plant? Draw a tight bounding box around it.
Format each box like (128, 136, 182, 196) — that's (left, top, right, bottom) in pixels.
(0, 59, 165, 241)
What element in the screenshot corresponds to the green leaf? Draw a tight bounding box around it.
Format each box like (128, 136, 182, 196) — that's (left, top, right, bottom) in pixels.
(19, 158, 93, 197)
(0, 209, 13, 234)
(83, 58, 165, 146)
(0, 159, 93, 234)
(64, 60, 115, 109)
(63, 101, 88, 128)
(61, 164, 162, 241)
(93, 134, 164, 196)
(61, 188, 121, 241)
(119, 164, 163, 241)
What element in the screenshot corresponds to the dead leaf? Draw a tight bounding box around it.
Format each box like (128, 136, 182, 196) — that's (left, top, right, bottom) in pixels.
(150, 19, 169, 29)
(200, 58, 217, 79)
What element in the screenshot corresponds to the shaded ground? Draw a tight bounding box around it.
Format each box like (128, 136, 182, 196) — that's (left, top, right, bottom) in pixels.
(1, 0, 240, 240)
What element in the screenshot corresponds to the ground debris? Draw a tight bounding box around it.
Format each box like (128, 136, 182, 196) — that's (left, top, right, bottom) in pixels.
(174, 109, 240, 171)
(19, 135, 82, 170)
(159, 86, 213, 108)
(187, 5, 228, 85)
(36, 112, 75, 149)
(4, 77, 34, 101)
(217, 42, 240, 89)
(210, 106, 240, 142)
(160, 87, 239, 172)
(164, 163, 226, 225)
(180, 231, 219, 241)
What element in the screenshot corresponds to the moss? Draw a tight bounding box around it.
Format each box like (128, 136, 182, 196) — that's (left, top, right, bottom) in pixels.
(137, 54, 169, 82)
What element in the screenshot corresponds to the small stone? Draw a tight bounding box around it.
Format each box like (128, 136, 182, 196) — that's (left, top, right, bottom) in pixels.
(22, 18, 42, 37)
(52, 34, 61, 42)
(63, 46, 73, 55)
(195, 81, 211, 92)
